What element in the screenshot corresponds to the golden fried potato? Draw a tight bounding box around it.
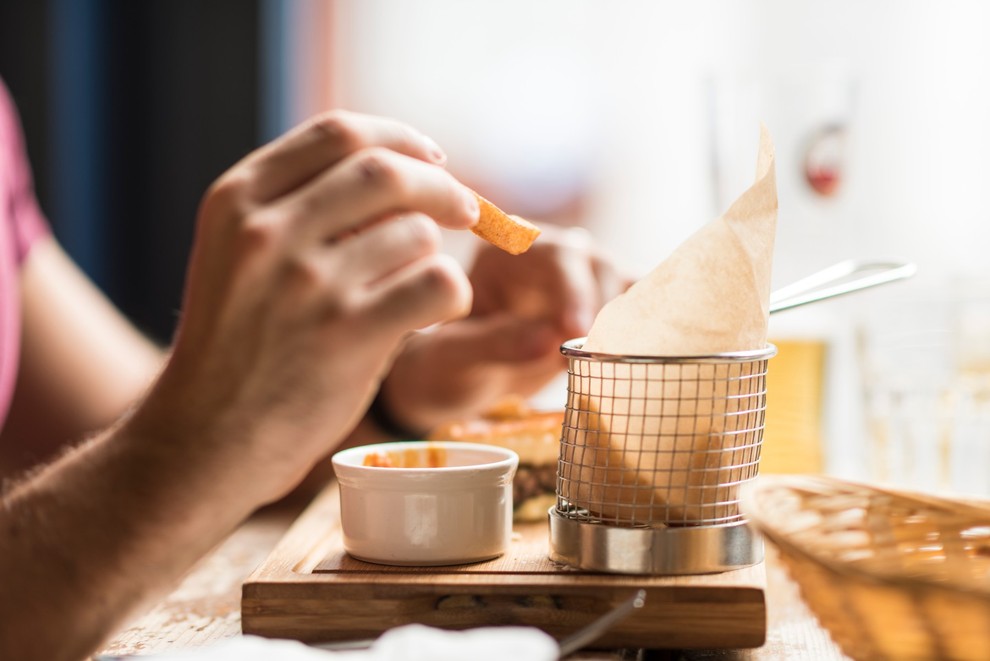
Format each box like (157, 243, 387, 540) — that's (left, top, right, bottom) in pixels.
(471, 193, 541, 255)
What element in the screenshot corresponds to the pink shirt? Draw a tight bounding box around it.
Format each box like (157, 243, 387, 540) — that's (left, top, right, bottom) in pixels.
(0, 80, 50, 428)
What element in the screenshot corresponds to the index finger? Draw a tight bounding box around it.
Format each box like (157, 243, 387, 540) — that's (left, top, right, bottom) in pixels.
(241, 110, 447, 203)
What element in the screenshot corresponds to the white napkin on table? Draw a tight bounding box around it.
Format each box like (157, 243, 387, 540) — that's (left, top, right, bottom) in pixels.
(127, 624, 559, 661)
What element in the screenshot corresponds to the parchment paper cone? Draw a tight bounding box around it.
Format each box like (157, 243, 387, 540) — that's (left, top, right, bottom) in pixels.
(559, 126, 777, 525)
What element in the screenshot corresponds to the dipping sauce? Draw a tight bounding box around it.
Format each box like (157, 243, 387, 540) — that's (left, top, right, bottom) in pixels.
(362, 445, 447, 468)
(332, 440, 519, 566)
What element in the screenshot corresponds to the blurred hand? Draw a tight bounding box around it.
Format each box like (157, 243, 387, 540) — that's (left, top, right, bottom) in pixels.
(127, 110, 479, 501)
(470, 223, 630, 342)
(382, 223, 632, 433)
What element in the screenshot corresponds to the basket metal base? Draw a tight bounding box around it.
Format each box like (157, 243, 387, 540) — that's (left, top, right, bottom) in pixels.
(548, 508, 764, 575)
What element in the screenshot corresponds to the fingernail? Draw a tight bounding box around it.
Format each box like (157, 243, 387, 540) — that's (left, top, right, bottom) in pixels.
(422, 134, 446, 164)
(464, 191, 480, 225)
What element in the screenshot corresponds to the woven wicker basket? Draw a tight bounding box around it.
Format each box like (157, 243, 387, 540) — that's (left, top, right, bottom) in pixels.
(742, 475, 990, 661)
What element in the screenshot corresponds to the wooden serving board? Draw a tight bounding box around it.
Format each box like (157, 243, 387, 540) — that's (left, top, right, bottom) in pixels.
(242, 484, 767, 649)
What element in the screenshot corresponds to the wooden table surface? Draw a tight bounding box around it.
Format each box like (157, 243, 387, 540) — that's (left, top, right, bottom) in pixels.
(98, 501, 849, 660)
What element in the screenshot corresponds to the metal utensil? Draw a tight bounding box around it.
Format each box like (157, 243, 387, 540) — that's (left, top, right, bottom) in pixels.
(556, 589, 647, 658)
(550, 259, 916, 577)
(769, 259, 916, 314)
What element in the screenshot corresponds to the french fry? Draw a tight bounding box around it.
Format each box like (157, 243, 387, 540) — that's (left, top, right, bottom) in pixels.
(471, 193, 541, 255)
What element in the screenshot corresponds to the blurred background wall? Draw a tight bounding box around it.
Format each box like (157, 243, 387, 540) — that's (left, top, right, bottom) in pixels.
(2, 0, 989, 491)
(0, 0, 261, 341)
(283, 1, 990, 288)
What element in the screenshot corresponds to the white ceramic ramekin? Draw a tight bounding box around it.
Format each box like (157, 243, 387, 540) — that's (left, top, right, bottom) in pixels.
(331, 441, 519, 566)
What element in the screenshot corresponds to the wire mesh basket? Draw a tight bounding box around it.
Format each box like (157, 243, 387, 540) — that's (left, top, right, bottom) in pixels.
(549, 338, 776, 574)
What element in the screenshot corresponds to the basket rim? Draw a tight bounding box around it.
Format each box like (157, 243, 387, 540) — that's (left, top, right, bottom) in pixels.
(742, 474, 990, 598)
(560, 338, 778, 364)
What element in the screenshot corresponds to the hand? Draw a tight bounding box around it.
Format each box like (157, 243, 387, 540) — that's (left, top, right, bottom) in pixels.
(470, 223, 630, 344)
(127, 111, 479, 501)
(380, 224, 631, 433)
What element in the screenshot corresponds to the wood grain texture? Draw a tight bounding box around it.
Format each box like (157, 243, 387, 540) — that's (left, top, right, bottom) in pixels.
(242, 484, 768, 649)
(97, 488, 847, 660)
(98, 507, 294, 656)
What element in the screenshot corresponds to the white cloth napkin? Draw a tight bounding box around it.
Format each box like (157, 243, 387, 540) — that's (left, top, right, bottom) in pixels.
(136, 624, 559, 661)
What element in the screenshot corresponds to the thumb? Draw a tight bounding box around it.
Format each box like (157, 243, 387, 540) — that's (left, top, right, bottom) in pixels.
(441, 314, 561, 366)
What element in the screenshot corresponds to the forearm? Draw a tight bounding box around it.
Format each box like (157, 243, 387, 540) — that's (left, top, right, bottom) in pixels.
(0, 110, 481, 660)
(0, 239, 165, 475)
(0, 417, 264, 661)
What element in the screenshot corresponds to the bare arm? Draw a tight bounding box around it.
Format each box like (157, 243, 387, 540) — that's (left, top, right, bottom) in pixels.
(0, 236, 382, 503)
(0, 238, 163, 476)
(0, 111, 478, 661)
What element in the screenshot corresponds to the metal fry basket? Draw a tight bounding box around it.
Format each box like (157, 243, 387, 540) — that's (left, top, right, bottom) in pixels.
(549, 338, 776, 575)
